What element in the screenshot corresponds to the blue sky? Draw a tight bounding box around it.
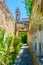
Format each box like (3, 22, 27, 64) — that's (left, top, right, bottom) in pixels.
(5, 0, 28, 20)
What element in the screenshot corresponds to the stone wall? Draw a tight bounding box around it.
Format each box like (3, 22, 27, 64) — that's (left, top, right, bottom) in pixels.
(28, 0, 43, 54)
(0, 1, 16, 35)
(28, 0, 43, 64)
(16, 22, 28, 36)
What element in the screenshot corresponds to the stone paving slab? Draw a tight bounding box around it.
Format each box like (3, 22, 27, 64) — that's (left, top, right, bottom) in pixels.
(14, 44, 34, 65)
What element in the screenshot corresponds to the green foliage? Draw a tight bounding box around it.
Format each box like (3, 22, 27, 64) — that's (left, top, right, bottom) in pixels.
(5, 35, 13, 50)
(24, 0, 33, 17)
(0, 29, 5, 43)
(20, 32, 27, 43)
(0, 29, 22, 65)
(9, 42, 23, 65)
(15, 42, 23, 58)
(13, 36, 21, 48)
(0, 29, 13, 65)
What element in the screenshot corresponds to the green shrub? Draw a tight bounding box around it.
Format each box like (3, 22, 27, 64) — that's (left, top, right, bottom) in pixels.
(20, 32, 27, 43)
(13, 36, 21, 48)
(0, 29, 22, 65)
(0, 29, 13, 65)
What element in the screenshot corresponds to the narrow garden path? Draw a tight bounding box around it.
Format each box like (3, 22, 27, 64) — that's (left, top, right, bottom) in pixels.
(14, 44, 34, 65)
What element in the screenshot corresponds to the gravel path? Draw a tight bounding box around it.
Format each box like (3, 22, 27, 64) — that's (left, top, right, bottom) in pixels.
(14, 44, 34, 65)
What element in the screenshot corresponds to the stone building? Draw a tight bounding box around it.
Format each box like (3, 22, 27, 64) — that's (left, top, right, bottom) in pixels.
(28, 0, 43, 56)
(15, 8, 29, 36)
(0, 0, 16, 35)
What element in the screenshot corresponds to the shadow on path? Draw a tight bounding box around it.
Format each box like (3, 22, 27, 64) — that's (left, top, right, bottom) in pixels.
(14, 44, 34, 65)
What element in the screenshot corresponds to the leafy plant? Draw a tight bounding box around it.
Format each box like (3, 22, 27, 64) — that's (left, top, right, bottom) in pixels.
(0, 29, 22, 65)
(24, 0, 33, 17)
(13, 36, 21, 48)
(20, 32, 27, 43)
